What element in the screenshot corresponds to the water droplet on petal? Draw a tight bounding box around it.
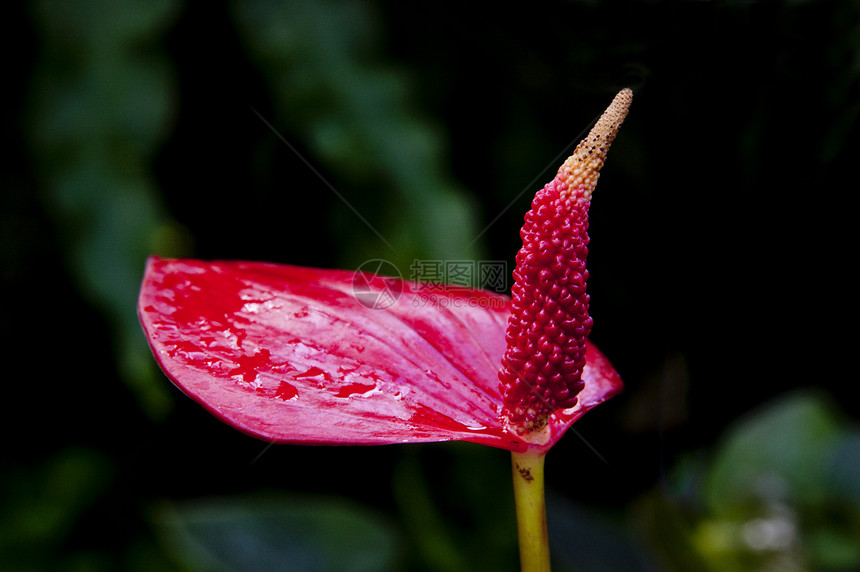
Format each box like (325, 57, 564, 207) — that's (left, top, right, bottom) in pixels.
(228, 349, 272, 385)
(275, 381, 298, 401)
(295, 366, 333, 386)
(335, 382, 378, 398)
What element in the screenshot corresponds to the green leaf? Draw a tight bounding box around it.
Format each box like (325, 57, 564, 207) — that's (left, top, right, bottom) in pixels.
(704, 391, 844, 515)
(153, 495, 401, 572)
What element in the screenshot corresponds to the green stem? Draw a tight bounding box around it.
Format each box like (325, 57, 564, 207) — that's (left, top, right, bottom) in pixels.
(511, 450, 550, 572)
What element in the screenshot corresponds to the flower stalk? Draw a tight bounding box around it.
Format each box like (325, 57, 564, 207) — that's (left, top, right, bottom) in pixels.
(511, 450, 550, 572)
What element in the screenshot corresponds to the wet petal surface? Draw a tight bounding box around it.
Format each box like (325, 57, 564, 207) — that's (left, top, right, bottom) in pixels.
(138, 257, 622, 453)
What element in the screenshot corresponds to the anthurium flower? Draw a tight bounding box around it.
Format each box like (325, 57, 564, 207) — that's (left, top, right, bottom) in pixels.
(138, 90, 629, 456)
(139, 89, 631, 571)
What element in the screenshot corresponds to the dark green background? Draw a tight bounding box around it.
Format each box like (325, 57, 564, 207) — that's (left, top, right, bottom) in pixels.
(4, 1, 858, 570)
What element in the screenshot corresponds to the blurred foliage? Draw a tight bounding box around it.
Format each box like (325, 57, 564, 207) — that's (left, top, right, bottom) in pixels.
(0, 449, 112, 570)
(6, 0, 859, 570)
(230, 0, 484, 274)
(153, 494, 401, 572)
(547, 492, 651, 572)
(27, 0, 187, 419)
(633, 392, 860, 572)
(392, 444, 520, 572)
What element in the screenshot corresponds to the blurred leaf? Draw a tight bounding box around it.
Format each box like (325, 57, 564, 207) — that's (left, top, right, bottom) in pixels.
(809, 524, 860, 572)
(0, 448, 112, 568)
(392, 444, 520, 572)
(704, 391, 844, 514)
(393, 450, 470, 572)
(232, 0, 484, 272)
(153, 495, 401, 572)
(27, 0, 187, 418)
(680, 392, 860, 571)
(826, 431, 860, 503)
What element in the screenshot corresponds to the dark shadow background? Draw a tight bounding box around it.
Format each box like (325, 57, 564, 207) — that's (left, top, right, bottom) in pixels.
(4, 1, 857, 570)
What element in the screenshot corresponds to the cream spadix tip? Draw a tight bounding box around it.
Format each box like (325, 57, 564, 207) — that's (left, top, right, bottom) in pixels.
(559, 88, 632, 202)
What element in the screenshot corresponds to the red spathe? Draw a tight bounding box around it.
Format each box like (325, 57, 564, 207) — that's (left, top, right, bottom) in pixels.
(138, 256, 622, 453)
